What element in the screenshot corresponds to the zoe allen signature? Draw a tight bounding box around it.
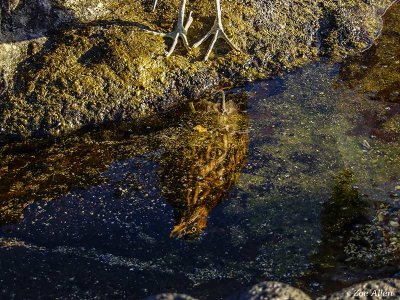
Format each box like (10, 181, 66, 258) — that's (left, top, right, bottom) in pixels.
(352, 289, 395, 298)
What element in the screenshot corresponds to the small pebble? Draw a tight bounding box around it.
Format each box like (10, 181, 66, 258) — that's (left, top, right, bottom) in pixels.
(389, 221, 399, 228)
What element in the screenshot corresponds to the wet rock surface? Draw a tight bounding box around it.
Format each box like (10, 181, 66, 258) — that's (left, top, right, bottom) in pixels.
(0, 2, 399, 300)
(236, 281, 311, 300)
(146, 279, 400, 299)
(0, 0, 397, 141)
(317, 278, 400, 300)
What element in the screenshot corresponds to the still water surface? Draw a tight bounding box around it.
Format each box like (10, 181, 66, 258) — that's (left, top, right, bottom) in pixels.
(0, 3, 399, 300)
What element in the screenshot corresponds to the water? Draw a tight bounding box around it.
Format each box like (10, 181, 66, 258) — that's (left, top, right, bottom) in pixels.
(0, 3, 399, 300)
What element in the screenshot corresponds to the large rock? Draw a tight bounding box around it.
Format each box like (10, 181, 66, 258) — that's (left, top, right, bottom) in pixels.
(318, 278, 400, 300)
(145, 279, 400, 299)
(0, 0, 396, 141)
(236, 281, 311, 300)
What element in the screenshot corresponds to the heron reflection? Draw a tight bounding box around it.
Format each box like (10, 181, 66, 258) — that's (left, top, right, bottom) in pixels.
(159, 94, 249, 240)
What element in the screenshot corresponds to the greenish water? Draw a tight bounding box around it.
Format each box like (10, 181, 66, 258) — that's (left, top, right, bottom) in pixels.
(0, 3, 399, 300)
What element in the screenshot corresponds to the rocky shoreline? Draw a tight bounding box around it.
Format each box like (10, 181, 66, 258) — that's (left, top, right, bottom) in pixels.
(0, 0, 397, 142)
(146, 279, 400, 300)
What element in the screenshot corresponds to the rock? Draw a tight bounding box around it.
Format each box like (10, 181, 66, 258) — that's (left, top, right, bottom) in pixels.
(0, 0, 397, 142)
(144, 294, 198, 300)
(144, 279, 400, 300)
(317, 278, 400, 300)
(340, 0, 400, 104)
(235, 281, 311, 300)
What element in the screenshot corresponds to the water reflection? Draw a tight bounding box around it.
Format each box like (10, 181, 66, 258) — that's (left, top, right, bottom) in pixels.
(320, 170, 367, 236)
(0, 127, 152, 225)
(159, 99, 249, 239)
(0, 4, 399, 299)
(0, 95, 249, 241)
(320, 171, 399, 270)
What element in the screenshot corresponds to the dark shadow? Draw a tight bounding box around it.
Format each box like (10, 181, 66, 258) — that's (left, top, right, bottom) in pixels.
(297, 170, 400, 296)
(0, 0, 75, 43)
(0, 0, 155, 44)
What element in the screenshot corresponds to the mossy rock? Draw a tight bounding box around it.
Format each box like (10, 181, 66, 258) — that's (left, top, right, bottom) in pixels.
(0, 0, 396, 140)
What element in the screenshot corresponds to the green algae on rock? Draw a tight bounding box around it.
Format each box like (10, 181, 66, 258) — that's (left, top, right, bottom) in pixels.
(0, 0, 396, 141)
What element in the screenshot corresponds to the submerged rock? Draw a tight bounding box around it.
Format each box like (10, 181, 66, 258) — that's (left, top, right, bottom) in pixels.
(145, 294, 198, 300)
(0, 0, 396, 141)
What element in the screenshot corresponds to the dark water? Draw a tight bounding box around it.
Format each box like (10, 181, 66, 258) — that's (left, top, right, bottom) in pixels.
(0, 3, 399, 300)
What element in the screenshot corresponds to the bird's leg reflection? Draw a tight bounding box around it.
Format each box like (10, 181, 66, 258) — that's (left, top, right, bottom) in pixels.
(159, 96, 249, 240)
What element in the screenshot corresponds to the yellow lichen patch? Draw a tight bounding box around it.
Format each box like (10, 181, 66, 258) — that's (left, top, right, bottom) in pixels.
(193, 124, 207, 133)
(3, 25, 171, 136)
(383, 114, 400, 134)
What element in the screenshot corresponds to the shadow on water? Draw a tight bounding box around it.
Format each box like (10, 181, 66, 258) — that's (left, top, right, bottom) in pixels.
(0, 0, 72, 43)
(0, 2, 399, 300)
(298, 171, 399, 296)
